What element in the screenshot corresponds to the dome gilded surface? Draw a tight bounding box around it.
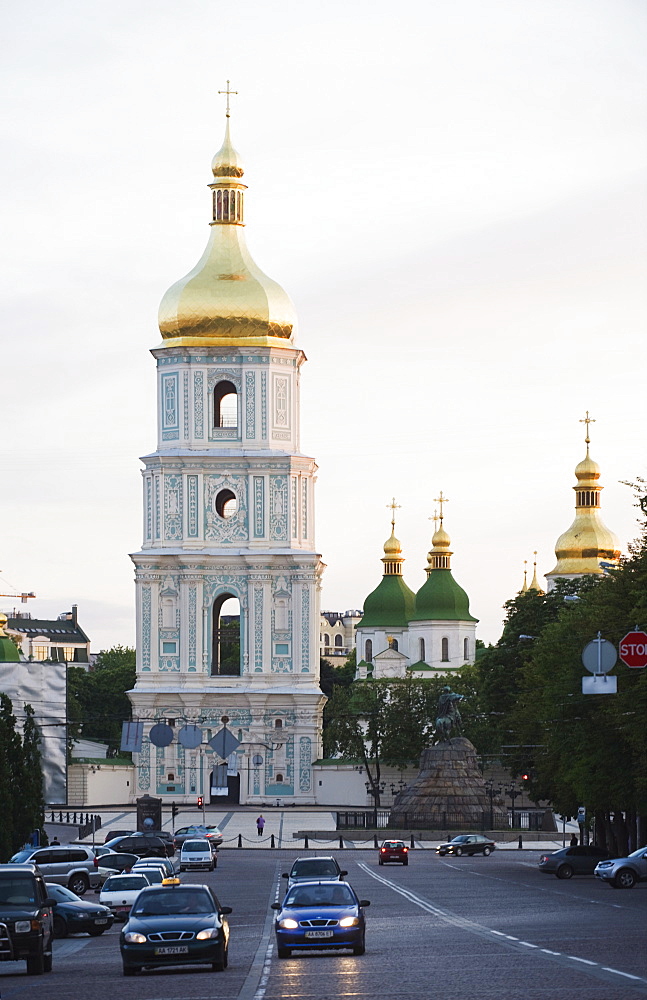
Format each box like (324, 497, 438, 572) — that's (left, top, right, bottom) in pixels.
(158, 118, 297, 348)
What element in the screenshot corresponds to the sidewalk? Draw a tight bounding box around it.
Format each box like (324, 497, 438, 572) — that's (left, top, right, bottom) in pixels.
(68, 806, 568, 853)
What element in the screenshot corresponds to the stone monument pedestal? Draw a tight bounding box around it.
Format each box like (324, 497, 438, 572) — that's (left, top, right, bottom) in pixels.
(389, 737, 507, 830)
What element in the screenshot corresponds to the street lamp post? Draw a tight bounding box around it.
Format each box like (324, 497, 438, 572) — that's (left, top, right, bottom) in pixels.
(505, 782, 521, 829)
(484, 779, 502, 830)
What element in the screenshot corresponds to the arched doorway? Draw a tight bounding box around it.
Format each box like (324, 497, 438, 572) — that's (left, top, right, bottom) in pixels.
(211, 594, 241, 676)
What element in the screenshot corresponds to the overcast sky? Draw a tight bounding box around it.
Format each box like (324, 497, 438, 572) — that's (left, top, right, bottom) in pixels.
(1, 0, 646, 651)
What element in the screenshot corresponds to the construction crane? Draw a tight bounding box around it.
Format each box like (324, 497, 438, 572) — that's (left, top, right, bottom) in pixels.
(0, 592, 36, 603)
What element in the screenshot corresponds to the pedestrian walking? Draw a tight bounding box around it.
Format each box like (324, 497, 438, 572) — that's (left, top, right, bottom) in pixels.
(256, 814, 265, 837)
(570, 833, 578, 847)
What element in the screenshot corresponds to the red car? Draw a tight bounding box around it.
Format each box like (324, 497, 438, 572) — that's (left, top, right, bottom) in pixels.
(378, 840, 409, 865)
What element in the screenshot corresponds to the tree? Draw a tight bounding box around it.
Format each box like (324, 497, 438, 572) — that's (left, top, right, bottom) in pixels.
(320, 649, 356, 698)
(68, 645, 136, 755)
(0, 695, 45, 860)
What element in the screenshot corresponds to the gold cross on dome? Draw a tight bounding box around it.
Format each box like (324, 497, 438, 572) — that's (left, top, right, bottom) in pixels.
(386, 497, 401, 530)
(433, 491, 448, 522)
(218, 80, 238, 118)
(579, 410, 595, 451)
(429, 509, 439, 529)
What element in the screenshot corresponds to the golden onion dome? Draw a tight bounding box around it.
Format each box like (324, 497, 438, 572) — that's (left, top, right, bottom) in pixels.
(158, 117, 297, 349)
(546, 418, 621, 583)
(383, 530, 402, 557)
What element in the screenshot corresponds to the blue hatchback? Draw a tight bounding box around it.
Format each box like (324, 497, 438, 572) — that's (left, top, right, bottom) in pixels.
(271, 880, 370, 958)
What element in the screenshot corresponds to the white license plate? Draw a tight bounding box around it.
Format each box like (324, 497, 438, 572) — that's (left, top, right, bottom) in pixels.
(305, 930, 333, 939)
(154, 945, 189, 955)
(94, 919, 108, 925)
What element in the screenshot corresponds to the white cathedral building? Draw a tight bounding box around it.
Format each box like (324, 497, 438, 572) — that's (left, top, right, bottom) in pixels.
(128, 110, 325, 805)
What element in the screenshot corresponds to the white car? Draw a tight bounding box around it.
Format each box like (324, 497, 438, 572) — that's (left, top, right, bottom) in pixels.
(99, 872, 151, 921)
(179, 839, 215, 871)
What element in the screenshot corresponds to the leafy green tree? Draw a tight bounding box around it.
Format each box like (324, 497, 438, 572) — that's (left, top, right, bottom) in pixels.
(68, 645, 136, 755)
(0, 696, 45, 859)
(320, 650, 356, 698)
(14, 704, 44, 848)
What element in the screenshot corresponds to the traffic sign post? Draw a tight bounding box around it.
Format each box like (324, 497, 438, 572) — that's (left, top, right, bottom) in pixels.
(581, 633, 617, 694)
(619, 628, 647, 669)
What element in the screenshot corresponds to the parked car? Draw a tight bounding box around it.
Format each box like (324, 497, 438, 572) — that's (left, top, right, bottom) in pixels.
(180, 839, 215, 872)
(378, 840, 409, 866)
(132, 857, 175, 877)
(173, 826, 223, 850)
(594, 846, 647, 888)
(100, 872, 152, 921)
(46, 883, 114, 937)
(0, 863, 54, 975)
(104, 829, 135, 843)
(102, 834, 171, 859)
(271, 880, 370, 957)
(9, 845, 100, 894)
(120, 878, 232, 975)
(538, 845, 611, 879)
(436, 835, 496, 857)
(282, 857, 347, 891)
(94, 850, 140, 873)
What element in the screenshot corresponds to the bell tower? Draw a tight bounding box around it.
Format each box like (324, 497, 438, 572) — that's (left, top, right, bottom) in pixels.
(129, 91, 325, 804)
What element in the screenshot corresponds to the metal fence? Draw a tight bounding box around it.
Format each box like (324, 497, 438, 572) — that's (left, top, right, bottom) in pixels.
(336, 809, 550, 832)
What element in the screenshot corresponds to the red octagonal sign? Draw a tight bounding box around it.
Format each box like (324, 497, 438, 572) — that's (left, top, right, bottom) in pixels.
(619, 630, 647, 668)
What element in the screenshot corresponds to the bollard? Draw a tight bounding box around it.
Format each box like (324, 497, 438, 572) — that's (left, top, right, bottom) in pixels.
(238, 833, 242, 848)
(518, 835, 523, 850)
(339, 836, 344, 849)
(304, 835, 309, 849)
(271, 833, 275, 849)
(373, 834, 378, 849)
(410, 834, 415, 849)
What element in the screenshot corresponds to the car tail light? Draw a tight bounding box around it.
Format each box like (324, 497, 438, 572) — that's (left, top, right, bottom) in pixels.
(380, 848, 386, 853)
(94, 856, 99, 867)
(403, 847, 408, 852)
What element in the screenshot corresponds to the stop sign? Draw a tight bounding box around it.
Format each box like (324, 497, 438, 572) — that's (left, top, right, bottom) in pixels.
(619, 630, 647, 668)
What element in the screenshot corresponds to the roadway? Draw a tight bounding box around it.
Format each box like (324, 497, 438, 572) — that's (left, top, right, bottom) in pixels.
(1, 848, 645, 999)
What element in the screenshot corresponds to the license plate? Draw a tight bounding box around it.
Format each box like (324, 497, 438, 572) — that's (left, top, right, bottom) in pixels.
(305, 930, 333, 939)
(154, 945, 189, 955)
(94, 919, 108, 925)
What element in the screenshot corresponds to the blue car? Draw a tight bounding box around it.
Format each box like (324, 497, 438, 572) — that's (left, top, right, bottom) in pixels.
(271, 880, 370, 958)
(46, 883, 114, 937)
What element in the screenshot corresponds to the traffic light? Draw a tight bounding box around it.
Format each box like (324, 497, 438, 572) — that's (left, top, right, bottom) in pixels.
(197, 795, 204, 808)
(171, 801, 179, 819)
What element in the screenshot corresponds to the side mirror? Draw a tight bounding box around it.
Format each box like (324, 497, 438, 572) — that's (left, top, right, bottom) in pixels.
(281, 873, 289, 879)
(220, 906, 232, 915)
(359, 900, 371, 907)
(339, 871, 348, 877)
(271, 902, 281, 910)
(94, 888, 101, 894)
(45, 898, 57, 907)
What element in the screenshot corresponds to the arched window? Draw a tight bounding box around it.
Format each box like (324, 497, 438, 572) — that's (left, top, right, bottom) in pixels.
(276, 773, 284, 783)
(419, 637, 425, 662)
(274, 719, 282, 728)
(211, 594, 241, 676)
(441, 637, 449, 662)
(464, 637, 469, 661)
(230, 190, 236, 219)
(216, 190, 222, 220)
(334, 634, 343, 648)
(365, 639, 373, 663)
(215, 489, 237, 519)
(324, 633, 330, 649)
(223, 189, 230, 220)
(214, 380, 237, 428)
(390, 638, 399, 651)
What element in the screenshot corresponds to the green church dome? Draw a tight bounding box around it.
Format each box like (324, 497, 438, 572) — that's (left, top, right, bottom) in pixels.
(357, 574, 416, 629)
(410, 569, 477, 622)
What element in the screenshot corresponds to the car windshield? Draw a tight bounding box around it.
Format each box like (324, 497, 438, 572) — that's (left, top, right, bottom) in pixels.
(0, 878, 36, 904)
(46, 884, 78, 902)
(132, 889, 214, 916)
(286, 884, 354, 907)
(103, 875, 149, 891)
(291, 861, 338, 877)
(628, 846, 647, 858)
(133, 868, 163, 883)
(451, 837, 469, 843)
(183, 841, 210, 852)
(382, 842, 403, 848)
(9, 851, 33, 863)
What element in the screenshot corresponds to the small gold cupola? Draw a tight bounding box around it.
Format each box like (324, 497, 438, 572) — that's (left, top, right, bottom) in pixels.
(425, 493, 453, 573)
(545, 412, 621, 590)
(528, 551, 544, 594)
(158, 83, 297, 348)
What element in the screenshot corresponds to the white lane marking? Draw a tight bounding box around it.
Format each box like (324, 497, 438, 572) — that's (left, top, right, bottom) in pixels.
(518, 942, 538, 948)
(602, 968, 643, 980)
(357, 862, 647, 987)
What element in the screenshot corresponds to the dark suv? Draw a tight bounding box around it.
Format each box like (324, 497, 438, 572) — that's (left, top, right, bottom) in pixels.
(0, 864, 54, 975)
(102, 834, 171, 859)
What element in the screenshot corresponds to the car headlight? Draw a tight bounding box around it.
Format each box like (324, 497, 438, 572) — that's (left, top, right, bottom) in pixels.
(339, 917, 359, 928)
(597, 862, 612, 868)
(14, 921, 31, 934)
(123, 932, 147, 944)
(278, 918, 299, 929)
(196, 928, 220, 940)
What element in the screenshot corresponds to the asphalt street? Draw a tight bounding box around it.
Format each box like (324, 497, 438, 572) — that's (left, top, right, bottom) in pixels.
(1, 849, 645, 1000)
